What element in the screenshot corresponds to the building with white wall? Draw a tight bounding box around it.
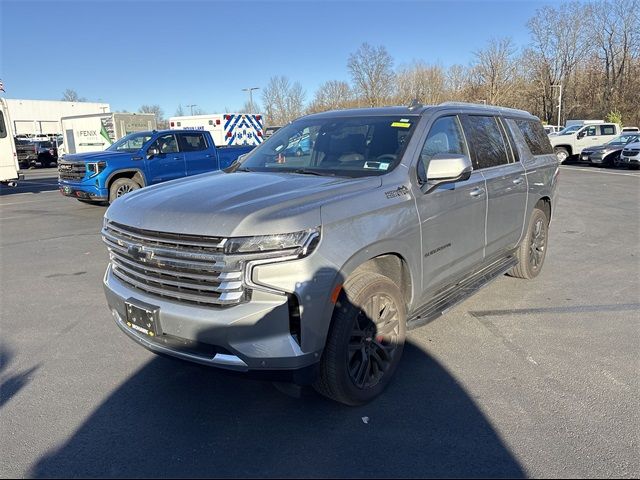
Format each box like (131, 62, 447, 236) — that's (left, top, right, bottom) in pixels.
(5, 99, 111, 135)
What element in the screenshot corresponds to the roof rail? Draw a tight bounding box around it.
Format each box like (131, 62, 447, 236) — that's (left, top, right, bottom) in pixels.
(407, 99, 424, 111)
(438, 101, 531, 116)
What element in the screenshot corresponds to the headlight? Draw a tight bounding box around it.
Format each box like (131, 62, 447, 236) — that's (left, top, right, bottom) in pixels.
(224, 227, 320, 257)
(87, 161, 106, 177)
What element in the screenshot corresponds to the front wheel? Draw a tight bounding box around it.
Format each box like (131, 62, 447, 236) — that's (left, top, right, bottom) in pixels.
(554, 147, 570, 163)
(109, 177, 140, 203)
(314, 272, 406, 405)
(509, 207, 549, 279)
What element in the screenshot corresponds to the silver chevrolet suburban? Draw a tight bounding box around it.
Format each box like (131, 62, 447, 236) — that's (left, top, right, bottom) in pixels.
(102, 102, 559, 405)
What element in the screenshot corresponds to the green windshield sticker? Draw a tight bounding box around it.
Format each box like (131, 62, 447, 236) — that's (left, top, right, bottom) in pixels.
(391, 122, 411, 128)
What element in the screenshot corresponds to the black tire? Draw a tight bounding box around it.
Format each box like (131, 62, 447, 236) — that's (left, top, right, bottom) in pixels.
(314, 272, 406, 406)
(611, 153, 622, 168)
(554, 147, 570, 164)
(109, 177, 140, 203)
(509, 207, 549, 279)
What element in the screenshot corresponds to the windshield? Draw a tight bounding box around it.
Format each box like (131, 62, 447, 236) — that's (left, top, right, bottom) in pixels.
(607, 134, 639, 145)
(558, 125, 582, 135)
(107, 132, 153, 152)
(234, 115, 418, 177)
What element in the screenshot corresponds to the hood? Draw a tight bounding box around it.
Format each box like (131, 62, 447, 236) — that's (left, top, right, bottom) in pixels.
(587, 144, 625, 154)
(62, 150, 136, 162)
(106, 171, 382, 237)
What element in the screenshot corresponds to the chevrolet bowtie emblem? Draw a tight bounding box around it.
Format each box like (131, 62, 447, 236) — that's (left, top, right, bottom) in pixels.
(127, 244, 151, 261)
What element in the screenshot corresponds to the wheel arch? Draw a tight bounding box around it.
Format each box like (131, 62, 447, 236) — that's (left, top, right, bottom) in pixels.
(106, 169, 146, 191)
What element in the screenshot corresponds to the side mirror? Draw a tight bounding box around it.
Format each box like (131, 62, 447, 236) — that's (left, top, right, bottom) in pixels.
(577, 131, 586, 139)
(421, 153, 473, 194)
(147, 147, 160, 158)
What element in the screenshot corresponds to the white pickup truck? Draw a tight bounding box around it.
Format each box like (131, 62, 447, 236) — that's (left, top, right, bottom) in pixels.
(549, 122, 620, 162)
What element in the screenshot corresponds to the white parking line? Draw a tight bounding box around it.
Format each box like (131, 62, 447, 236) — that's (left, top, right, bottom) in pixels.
(560, 166, 640, 177)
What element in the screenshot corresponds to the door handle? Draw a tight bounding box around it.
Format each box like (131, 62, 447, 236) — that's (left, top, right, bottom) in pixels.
(173, 156, 181, 160)
(513, 177, 524, 185)
(470, 187, 485, 197)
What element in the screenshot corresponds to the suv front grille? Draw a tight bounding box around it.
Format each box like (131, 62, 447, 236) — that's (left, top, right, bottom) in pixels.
(622, 148, 639, 157)
(58, 161, 86, 180)
(102, 221, 247, 307)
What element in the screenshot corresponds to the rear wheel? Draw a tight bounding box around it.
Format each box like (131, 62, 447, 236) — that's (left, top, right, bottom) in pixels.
(314, 272, 406, 405)
(109, 177, 140, 203)
(509, 207, 549, 279)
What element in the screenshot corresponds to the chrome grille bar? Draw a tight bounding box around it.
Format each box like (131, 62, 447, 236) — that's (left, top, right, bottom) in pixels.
(103, 221, 246, 307)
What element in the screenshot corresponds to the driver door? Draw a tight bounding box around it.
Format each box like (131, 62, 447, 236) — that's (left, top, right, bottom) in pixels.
(414, 115, 487, 300)
(145, 133, 185, 184)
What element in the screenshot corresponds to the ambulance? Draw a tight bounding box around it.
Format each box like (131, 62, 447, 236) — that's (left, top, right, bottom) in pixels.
(169, 113, 264, 147)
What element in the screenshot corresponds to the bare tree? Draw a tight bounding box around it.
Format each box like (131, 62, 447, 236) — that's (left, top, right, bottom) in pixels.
(138, 105, 165, 127)
(261, 76, 306, 125)
(445, 64, 471, 101)
(588, 0, 640, 108)
(347, 43, 395, 107)
(241, 99, 261, 113)
(527, 1, 590, 123)
(471, 37, 519, 106)
(175, 104, 185, 116)
(396, 61, 446, 105)
(61, 89, 87, 102)
(308, 80, 354, 113)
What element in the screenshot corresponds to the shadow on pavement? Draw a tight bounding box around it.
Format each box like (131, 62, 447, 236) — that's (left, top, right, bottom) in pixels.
(0, 175, 59, 196)
(32, 342, 524, 478)
(0, 343, 40, 409)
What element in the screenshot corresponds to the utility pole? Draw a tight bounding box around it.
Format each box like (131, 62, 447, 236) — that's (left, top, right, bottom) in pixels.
(242, 87, 260, 112)
(551, 84, 563, 126)
(186, 104, 197, 116)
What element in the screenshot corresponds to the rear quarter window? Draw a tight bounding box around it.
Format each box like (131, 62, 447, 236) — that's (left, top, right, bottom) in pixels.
(514, 119, 553, 155)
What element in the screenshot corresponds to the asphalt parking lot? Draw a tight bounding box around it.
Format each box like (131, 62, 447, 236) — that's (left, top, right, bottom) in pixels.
(1, 165, 639, 478)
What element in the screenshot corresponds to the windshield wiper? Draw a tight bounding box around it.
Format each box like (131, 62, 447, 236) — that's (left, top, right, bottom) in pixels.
(235, 166, 253, 172)
(289, 168, 333, 177)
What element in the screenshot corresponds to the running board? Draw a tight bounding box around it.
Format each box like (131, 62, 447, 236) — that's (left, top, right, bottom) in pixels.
(408, 255, 518, 329)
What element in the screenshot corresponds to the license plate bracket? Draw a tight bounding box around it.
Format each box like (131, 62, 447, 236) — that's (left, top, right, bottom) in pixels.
(125, 298, 161, 337)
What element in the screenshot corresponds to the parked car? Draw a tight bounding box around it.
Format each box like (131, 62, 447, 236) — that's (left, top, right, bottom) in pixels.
(100, 102, 559, 405)
(580, 133, 640, 167)
(544, 125, 563, 135)
(549, 122, 621, 162)
(284, 132, 313, 157)
(58, 129, 254, 204)
(15, 139, 58, 168)
(264, 125, 282, 138)
(620, 141, 640, 169)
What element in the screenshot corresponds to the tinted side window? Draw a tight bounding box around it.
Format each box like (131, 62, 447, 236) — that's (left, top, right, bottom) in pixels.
(600, 125, 616, 136)
(460, 115, 510, 169)
(514, 119, 553, 155)
(0, 111, 6, 139)
(150, 134, 178, 154)
(418, 116, 467, 179)
(179, 133, 207, 152)
(586, 126, 597, 136)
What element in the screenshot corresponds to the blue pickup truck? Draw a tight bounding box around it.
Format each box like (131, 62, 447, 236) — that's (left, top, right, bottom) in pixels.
(58, 129, 253, 203)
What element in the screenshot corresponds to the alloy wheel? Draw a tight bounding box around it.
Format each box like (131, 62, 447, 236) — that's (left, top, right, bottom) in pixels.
(347, 293, 401, 389)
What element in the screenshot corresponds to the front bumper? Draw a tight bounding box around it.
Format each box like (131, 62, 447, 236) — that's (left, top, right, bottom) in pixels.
(103, 265, 323, 382)
(620, 155, 640, 165)
(59, 181, 108, 201)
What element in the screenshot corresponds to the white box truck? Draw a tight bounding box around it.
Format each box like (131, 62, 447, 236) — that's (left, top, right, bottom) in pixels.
(0, 98, 20, 186)
(168, 113, 264, 146)
(59, 112, 157, 155)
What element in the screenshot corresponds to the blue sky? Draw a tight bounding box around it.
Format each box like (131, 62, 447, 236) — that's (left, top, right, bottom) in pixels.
(2, 0, 559, 116)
